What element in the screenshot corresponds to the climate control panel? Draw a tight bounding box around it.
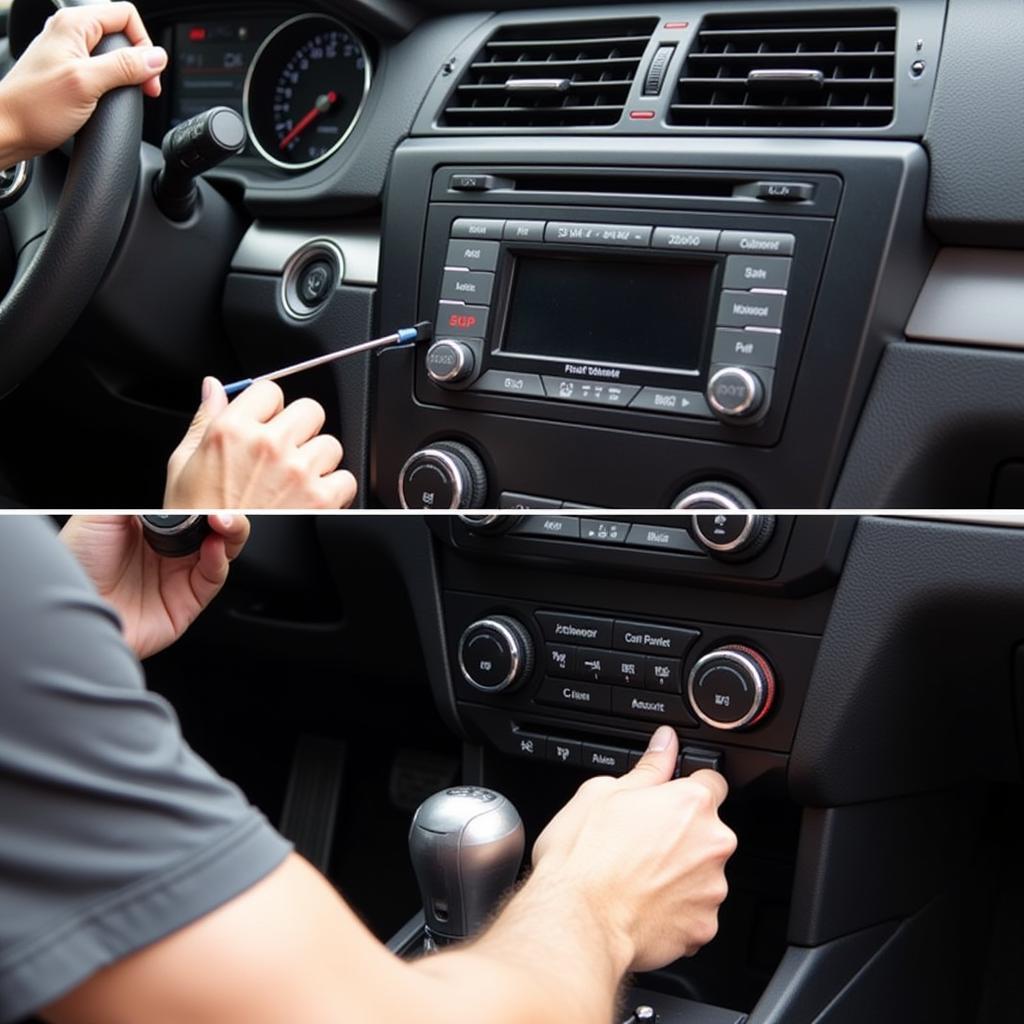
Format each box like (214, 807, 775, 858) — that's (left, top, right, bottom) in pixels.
(445, 593, 819, 786)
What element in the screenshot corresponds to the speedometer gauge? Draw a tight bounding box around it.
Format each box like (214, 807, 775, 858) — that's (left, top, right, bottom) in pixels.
(243, 14, 371, 171)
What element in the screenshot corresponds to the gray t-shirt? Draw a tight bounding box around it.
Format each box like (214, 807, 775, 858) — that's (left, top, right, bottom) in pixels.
(0, 517, 292, 1023)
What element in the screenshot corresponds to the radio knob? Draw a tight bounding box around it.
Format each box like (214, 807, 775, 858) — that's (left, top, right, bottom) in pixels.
(425, 339, 476, 385)
(706, 366, 765, 422)
(458, 616, 535, 694)
(672, 481, 774, 560)
(457, 514, 522, 535)
(399, 441, 488, 510)
(687, 645, 776, 731)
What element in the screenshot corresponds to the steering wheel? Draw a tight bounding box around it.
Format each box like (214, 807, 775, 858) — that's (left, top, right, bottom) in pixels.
(0, 0, 142, 398)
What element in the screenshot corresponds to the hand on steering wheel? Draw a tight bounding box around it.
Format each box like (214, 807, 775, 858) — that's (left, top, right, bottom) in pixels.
(0, 1, 165, 397)
(0, 3, 166, 168)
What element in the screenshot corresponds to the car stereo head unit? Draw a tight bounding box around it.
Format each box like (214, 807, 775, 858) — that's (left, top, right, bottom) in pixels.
(412, 167, 836, 443)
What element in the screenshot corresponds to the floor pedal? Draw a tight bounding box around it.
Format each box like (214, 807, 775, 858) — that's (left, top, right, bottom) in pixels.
(279, 735, 347, 874)
(389, 748, 459, 812)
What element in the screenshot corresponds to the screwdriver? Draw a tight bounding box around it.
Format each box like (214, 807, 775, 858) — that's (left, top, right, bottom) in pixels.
(222, 321, 433, 397)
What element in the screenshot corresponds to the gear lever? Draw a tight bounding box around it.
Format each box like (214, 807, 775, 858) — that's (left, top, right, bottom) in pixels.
(409, 786, 524, 949)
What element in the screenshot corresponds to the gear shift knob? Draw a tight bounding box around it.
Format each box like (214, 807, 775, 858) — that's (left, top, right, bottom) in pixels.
(409, 786, 524, 946)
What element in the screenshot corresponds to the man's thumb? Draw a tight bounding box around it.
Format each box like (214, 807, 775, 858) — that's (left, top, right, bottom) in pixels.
(175, 377, 227, 459)
(618, 726, 678, 789)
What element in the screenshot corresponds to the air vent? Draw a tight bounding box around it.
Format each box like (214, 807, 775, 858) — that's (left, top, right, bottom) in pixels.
(671, 9, 897, 129)
(442, 17, 657, 128)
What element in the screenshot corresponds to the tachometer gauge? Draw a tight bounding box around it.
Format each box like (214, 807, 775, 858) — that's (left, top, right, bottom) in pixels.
(243, 14, 371, 171)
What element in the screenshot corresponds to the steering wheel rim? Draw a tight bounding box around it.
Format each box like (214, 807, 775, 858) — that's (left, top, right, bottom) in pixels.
(0, 24, 142, 398)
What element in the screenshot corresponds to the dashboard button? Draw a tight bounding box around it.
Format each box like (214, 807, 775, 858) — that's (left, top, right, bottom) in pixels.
(755, 181, 814, 202)
(513, 732, 546, 760)
(544, 222, 653, 247)
(513, 515, 580, 540)
(547, 737, 582, 766)
(451, 217, 505, 240)
(438, 301, 490, 337)
(707, 365, 773, 420)
(500, 492, 563, 510)
(679, 747, 723, 774)
(541, 377, 639, 406)
(614, 620, 699, 658)
(472, 369, 545, 398)
(625, 523, 703, 554)
(718, 231, 796, 256)
(723, 254, 791, 291)
(537, 678, 612, 713)
(445, 238, 500, 271)
(652, 226, 720, 251)
(574, 647, 616, 683)
(504, 219, 546, 242)
(610, 652, 646, 686)
(582, 743, 631, 774)
(544, 643, 576, 677)
(536, 611, 613, 648)
(450, 174, 496, 191)
(580, 519, 629, 544)
(611, 688, 697, 727)
(717, 291, 785, 330)
(646, 657, 682, 694)
(629, 387, 712, 417)
(298, 260, 333, 307)
(711, 328, 780, 368)
(440, 270, 495, 305)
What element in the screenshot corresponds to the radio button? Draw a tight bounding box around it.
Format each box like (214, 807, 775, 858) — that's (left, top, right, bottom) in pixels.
(624, 523, 703, 555)
(451, 217, 506, 240)
(545, 222, 653, 247)
(629, 387, 712, 417)
(438, 301, 490, 337)
(513, 515, 581, 540)
(580, 519, 629, 544)
(445, 239, 500, 271)
(472, 369, 545, 398)
(718, 230, 796, 256)
(504, 219, 546, 242)
(614, 620, 699, 658)
(440, 270, 495, 305)
(717, 290, 785, 330)
(537, 678, 612, 714)
(426, 339, 477, 384)
(541, 376, 639, 407)
(723, 254, 791, 291)
(646, 657, 683, 694)
(536, 611, 614, 648)
(611, 687, 698, 727)
(711, 328, 780, 368)
(652, 226, 720, 252)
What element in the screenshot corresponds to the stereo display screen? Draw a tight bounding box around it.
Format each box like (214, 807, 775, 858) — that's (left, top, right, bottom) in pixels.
(501, 255, 714, 372)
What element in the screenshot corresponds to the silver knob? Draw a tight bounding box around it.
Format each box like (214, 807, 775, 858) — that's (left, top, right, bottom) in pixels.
(398, 441, 488, 510)
(426, 339, 476, 384)
(672, 481, 773, 560)
(706, 366, 764, 421)
(458, 616, 534, 693)
(409, 786, 525, 944)
(687, 644, 776, 731)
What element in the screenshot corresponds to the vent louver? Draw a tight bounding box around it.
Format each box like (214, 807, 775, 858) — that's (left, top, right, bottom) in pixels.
(671, 9, 897, 129)
(442, 17, 658, 128)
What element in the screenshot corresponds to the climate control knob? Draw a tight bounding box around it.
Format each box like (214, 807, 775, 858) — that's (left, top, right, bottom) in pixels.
(706, 366, 765, 422)
(425, 339, 476, 385)
(399, 441, 488, 510)
(458, 616, 535, 694)
(687, 645, 776, 731)
(672, 482, 774, 560)
(457, 514, 522, 535)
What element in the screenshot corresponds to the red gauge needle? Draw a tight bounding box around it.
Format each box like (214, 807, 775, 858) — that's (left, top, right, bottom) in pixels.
(278, 90, 337, 151)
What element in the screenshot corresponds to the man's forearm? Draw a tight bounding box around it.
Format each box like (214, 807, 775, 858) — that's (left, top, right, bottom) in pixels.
(411, 863, 633, 1024)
